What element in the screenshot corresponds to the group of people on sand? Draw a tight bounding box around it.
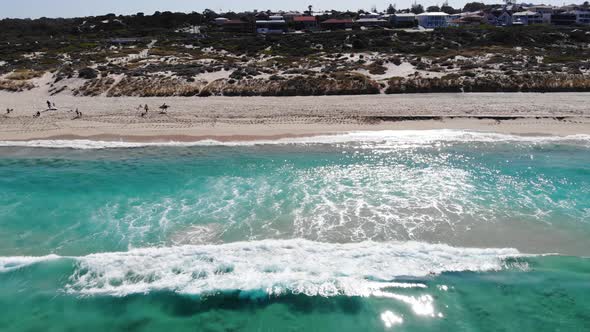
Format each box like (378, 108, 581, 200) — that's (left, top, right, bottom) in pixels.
(138, 103, 170, 117)
(32, 99, 58, 118)
(27, 100, 83, 119)
(7, 101, 171, 119)
(32, 100, 58, 118)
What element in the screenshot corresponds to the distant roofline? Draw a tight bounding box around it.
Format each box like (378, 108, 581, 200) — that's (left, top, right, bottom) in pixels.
(256, 20, 287, 23)
(417, 12, 450, 16)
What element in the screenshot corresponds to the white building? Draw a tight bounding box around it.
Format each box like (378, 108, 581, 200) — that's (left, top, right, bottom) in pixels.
(356, 18, 389, 27)
(416, 12, 450, 28)
(512, 11, 543, 25)
(527, 5, 554, 23)
(573, 10, 590, 25)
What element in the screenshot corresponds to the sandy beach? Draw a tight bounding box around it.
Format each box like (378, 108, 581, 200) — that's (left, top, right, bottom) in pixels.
(0, 92, 589, 141)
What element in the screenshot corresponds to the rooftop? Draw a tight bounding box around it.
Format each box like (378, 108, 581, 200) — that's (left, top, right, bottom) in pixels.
(322, 18, 354, 24)
(256, 20, 287, 24)
(356, 18, 388, 22)
(513, 11, 541, 16)
(417, 12, 450, 16)
(293, 16, 317, 22)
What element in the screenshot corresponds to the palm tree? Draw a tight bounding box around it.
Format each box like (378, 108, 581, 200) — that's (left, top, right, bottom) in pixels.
(308, 5, 313, 15)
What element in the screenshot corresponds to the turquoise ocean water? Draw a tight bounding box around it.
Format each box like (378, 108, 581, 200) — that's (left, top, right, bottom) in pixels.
(0, 130, 589, 331)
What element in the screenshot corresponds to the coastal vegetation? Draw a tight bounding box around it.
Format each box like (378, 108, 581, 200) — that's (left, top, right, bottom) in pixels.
(1, 12, 590, 96)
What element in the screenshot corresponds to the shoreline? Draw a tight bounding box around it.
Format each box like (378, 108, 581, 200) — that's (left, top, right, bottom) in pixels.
(1, 93, 590, 141)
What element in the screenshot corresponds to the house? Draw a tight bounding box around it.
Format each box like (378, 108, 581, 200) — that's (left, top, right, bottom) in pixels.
(512, 11, 543, 25)
(447, 14, 462, 22)
(390, 13, 417, 28)
(504, 4, 526, 13)
(487, 10, 513, 26)
(484, 12, 500, 25)
(256, 19, 288, 34)
(551, 11, 578, 25)
(321, 18, 354, 30)
(496, 11, 513, 26)
(359, 12, 382, 19)
(416, 12, 450, 28)
(527, 5, 554, 23)
(214, 17, 229, 26)
(293, 16, 319, 31)
(558, 4, 580, 12)
(221, 20, 253, 33)
(449, 13, 487, 26)
(281, 12, 302, 22)
(356, 18, 389, 28)
(573, 10, 590, 24)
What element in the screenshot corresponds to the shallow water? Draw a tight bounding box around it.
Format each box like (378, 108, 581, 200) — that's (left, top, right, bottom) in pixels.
(0, 130, 589, 331)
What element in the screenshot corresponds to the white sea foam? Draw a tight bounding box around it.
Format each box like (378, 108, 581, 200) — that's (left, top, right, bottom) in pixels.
(0, 239, 517, 297)
(0, 254, 61, 272)
(0, 130, 588, 149)
(64, 241, 517, 297)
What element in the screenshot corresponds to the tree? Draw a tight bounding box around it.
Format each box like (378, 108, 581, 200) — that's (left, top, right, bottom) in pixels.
(308, 5, 313, 15)
(463, 2, 486, 12)
(440, 4, 456, 14)
(387, 4, 396, 14)
(411, 3, 425, 14)
(427, 5, 441, 12)
(371, 5, 378, 13)
(202, 9, 217, 21)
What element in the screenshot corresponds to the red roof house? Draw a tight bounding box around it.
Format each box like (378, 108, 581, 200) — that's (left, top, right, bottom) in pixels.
(321, 18, 354, 30)
(293, 16, 319, 30)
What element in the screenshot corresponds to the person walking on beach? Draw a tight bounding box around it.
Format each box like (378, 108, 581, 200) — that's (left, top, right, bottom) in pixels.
(140, 104, 149, 117)
(46, 100, 51, 109)
(159, 103, 169, 114)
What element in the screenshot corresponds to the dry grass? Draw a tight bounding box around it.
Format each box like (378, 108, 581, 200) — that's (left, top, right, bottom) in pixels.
(0, 79, 35, 91)
(5, 69, 43, 81)
(386, 73, 590, 93)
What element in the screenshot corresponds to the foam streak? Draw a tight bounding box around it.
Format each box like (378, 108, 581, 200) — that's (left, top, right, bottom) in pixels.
(0, 130, 588, 149)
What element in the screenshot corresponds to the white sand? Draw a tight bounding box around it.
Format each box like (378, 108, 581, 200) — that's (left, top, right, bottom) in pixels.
(0, 92, 589, 141)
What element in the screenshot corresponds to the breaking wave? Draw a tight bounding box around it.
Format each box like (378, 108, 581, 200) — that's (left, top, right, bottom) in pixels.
(0, 240, 523, 297)
(0, 254, 61, 272)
